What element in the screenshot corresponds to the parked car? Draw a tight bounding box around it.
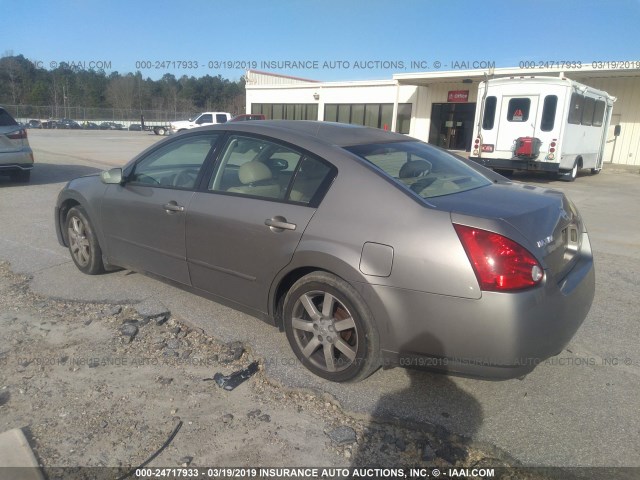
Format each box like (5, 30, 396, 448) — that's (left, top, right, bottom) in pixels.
(229, 114, 266, 122)
(128, 123, 144, 131)
(82, 121, 100, 130)
(99, 122, 125, 130)
(41, 119, 59, 129)
(0, 107, 34, 182)
(26, 119, 42, 129)
(55, 121, 595, 382)
(57, 118, 81, 129)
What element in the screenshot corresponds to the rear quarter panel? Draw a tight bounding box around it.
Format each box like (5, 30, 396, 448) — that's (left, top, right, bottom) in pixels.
(290, 150, 481, 299)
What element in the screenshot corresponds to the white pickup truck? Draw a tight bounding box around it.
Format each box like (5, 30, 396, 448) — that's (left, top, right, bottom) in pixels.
(169, 112, 231, 134)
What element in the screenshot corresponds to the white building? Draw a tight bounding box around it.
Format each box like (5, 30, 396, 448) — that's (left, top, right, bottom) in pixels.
(245, 65, 640, 166)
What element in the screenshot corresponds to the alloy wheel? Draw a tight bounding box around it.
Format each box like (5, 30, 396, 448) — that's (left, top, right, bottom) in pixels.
(290, 290, 358, 373)
(68, 215, 91, 267)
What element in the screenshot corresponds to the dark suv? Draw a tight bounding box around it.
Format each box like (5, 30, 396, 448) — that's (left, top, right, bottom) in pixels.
(0, 107, 34, 182)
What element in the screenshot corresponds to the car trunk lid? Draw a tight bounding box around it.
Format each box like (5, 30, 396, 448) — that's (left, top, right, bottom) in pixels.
(431, 183, 584, 282)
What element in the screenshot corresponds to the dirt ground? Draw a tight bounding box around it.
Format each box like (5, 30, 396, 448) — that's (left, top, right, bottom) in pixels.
(0, 261, 548, 479)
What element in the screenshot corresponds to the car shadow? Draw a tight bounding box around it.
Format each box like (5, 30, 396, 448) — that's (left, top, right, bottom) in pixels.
(0, 163, 103, 187)
(350, 334, 487, 469)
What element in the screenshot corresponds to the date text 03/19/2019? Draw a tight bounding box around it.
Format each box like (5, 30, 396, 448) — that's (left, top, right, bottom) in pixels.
(133, 467, 497, 478)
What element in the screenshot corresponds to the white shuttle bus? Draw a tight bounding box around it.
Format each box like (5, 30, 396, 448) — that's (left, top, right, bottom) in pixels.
(469, 76, 615, 181)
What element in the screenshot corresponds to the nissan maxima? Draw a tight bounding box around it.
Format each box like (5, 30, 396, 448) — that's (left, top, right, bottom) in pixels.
(55, 121, 595, 382)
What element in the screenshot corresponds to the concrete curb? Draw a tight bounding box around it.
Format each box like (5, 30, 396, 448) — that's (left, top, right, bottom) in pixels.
(0, 428, 44, 480)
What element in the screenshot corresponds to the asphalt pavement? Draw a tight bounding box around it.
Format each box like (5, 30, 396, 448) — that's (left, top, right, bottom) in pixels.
(1, 130, 639, 471)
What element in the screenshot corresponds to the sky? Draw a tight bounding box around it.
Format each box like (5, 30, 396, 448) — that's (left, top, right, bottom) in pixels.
(3, 0, 640, 82)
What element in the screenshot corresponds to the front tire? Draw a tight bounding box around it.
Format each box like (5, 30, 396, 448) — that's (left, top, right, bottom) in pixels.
(66, 206, 105, 275)
(283, 272, 380, 382)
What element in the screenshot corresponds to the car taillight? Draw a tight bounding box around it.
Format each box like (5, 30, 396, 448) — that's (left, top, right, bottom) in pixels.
(7, 129, 27, 140)
(454, 224, 544, 292)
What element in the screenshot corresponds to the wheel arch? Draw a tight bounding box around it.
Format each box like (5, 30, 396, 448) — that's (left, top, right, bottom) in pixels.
(269, 250, 385, 332)
(278, 268, 383, 382)
(560, 154, 581, 170)
(57, 198, 81, 246)
(56, 189, 107, 253)
(271, 266, 327, 329)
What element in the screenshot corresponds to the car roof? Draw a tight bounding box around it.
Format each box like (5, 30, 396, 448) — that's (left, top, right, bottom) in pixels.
(209, 120, 412, 147)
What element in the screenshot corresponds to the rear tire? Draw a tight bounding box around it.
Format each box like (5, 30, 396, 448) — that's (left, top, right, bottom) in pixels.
(156, 127, 166, 136)
(560, 161, 578, 182)
(283, 272, 380, 382)
(66, 206, 105, 275)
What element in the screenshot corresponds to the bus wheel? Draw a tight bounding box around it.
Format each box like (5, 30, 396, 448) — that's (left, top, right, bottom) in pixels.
(560, 161, 578, 182)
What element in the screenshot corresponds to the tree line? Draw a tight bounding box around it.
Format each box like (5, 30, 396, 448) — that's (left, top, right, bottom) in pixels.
(0, 53, 246, 120)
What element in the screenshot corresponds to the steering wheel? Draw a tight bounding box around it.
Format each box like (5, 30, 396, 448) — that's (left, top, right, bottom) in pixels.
(173, 169, 198, 188)
(135, 173, 160, 185)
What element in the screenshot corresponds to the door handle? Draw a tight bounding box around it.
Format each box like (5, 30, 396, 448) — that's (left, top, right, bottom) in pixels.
(163, 201, 185, 213)
(265, 216, 296, 231)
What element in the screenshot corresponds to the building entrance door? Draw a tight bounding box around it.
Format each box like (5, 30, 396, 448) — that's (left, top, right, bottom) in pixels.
(429, 103, 477, 151)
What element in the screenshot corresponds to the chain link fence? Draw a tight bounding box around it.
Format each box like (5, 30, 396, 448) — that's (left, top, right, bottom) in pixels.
(5, 104, 195, 126)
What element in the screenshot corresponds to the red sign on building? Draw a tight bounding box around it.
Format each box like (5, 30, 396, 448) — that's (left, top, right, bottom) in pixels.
(448, 90, 469, 103)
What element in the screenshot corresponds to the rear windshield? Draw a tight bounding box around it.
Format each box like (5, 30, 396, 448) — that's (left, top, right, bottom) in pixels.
(344, 141, 491, 199)
(0, 109, 18, 127)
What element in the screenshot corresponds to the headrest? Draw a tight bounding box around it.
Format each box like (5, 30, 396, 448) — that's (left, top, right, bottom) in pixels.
(399, 159, 432, 178)
(238, 161, 272, 184)
(300, 159, 328, 178)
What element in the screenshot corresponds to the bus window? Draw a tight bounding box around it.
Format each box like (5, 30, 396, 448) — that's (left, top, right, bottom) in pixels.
(507, 98, 530, 122)
(482, 96, 497, 130)
(582, 97, 595, 126)
(540, 95, 558, 132)
(568, 93, 584, 125)
(592, 100, 606, 127)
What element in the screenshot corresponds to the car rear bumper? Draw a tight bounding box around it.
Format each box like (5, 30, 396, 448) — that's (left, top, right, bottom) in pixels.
(0, 163, 34, 174)
(0, 148, 34, 169)
(469, 156, 559, 173)
(368, 233, 595, 380)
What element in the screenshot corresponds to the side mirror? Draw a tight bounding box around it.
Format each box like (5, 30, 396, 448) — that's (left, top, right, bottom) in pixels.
(100, 168, 123, 184)
(614, 124, 621, 137)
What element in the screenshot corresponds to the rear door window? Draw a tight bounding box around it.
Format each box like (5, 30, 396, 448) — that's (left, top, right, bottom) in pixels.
(482, 96, 497, 130)
(507, 98, 530, 122)
(540, 95, 558, 132)
(288, 157, 334, 204)
(208, 135, 336, 205)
